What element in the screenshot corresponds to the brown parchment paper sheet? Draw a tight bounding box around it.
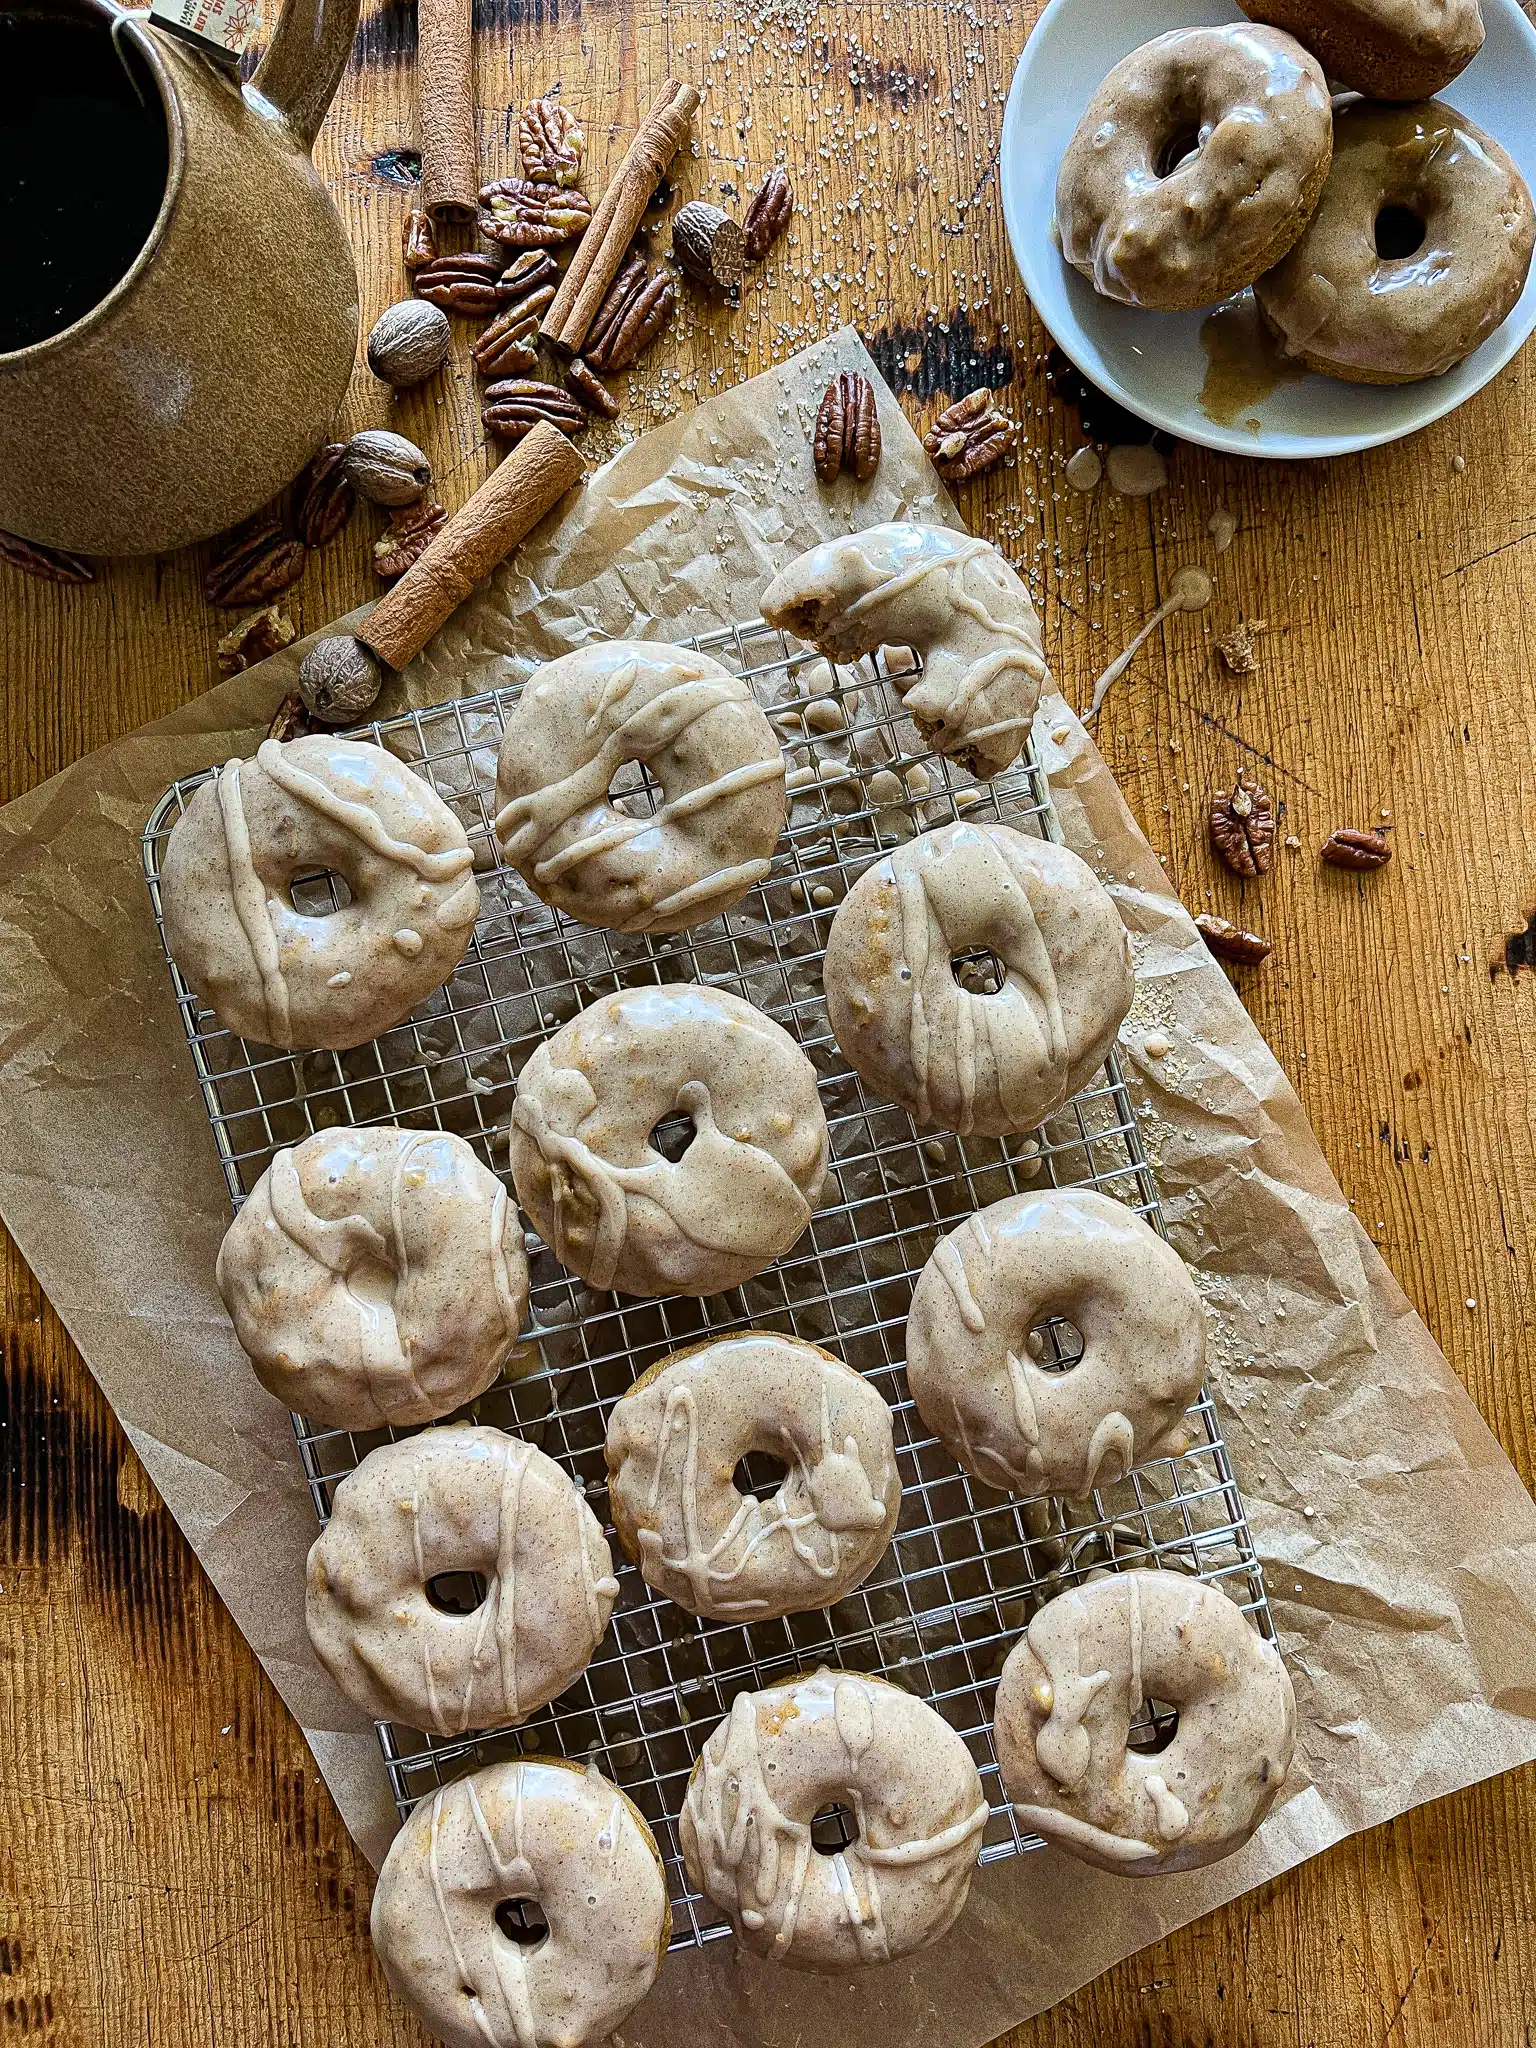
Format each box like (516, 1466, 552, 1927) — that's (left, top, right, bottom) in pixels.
(3, 331, 1535, 2045)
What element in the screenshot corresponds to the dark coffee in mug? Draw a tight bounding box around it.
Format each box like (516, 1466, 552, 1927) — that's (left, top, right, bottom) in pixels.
(0, 12, 169, 354)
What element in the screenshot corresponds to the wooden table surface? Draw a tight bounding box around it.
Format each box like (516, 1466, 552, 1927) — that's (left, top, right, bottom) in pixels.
(4, 1, 1536, 2041)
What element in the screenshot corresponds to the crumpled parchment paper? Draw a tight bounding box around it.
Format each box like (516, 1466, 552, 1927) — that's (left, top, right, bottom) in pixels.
(2, 330, 1534, 2047)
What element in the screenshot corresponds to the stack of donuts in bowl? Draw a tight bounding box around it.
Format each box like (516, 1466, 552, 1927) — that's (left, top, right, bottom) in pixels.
(156, 522, 1296, 2036)
(1054, 7, 1535, 384)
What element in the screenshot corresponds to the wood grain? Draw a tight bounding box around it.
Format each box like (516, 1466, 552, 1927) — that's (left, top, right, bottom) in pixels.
(4, 0, 1536, 2040)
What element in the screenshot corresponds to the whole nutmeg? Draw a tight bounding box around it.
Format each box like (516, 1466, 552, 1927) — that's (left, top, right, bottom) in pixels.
(367, 300, 451, 389)
(298, 636, 385, 725)
(672, 199, 745, 288)
(342, 429, 433, 507)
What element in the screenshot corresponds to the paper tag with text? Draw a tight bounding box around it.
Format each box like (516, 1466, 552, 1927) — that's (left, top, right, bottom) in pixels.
(148, 0, 258, 64)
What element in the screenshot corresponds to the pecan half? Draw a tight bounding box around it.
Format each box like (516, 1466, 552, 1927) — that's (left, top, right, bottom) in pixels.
(217, 604, 297, 677)
(204, 515, 307, 608)
(471, 251, 560, 375)
(585, 260, 675, 373)
(1208, 772, 1275, 878)
(812, 371, 881, 484)
(584, 255, 645, 348)
(290, 442, 355, 547)
(481, 378, 589, 442)
(1195, 912, 1272, 966)
(373, 498, 449, 580)
(267, 690, 313, 741)
(1321, 827, 1392, 870)
(0, 529, 94, 584)
(472, 307, 540, 377)
(402, 208, 438, 271)
(742, 166, 793, 260)
(922, 387, 1020, 481)
(479, 177, 592, 249)
(414, 251, 520, 314)
(517, 96, 585, 186)
(565, 356, 621, 419)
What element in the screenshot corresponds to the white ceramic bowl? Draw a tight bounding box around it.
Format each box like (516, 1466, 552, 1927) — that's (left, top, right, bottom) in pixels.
(1000, 0, 1536, 457)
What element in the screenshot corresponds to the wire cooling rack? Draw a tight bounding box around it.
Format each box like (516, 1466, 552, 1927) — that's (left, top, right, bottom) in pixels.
(141, 619, 1275, 1949)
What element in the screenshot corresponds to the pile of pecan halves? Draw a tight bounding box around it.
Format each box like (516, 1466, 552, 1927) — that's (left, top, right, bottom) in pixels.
(1198, 767, 1392, 971)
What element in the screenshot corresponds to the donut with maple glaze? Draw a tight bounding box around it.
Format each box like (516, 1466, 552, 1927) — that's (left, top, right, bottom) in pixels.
(680, 1669, 989, 1969)
(370, 1756, 670, 2048)
(995, 1570, 1296, 1875)
(217, 1124, 528, 1429)
(160, 734, 479, 1050)
(1238, 0, 1482, 99)
(494, 641, 786, 934)
(1255, 101, 1535, 385)
(906, 1188, 1206, 1499)
(306, 1424, 617, 1734)
(605, 1331, 900, 1620)
(822, 821, 1135, 1137)
(760, 522, 1050, 778)
(1054, 27, 1332, 312)
(508, 983, 829, 1298)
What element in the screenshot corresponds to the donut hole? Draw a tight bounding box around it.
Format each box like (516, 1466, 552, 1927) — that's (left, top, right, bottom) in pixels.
(493, 1897, 550, 1949)
(1027, 1315, 1086, 1373)
(732, 1450, 789, 1502)
(649, 1109, 697, 1163)
(425, 1570, 487, 1615)
(950, 945, 1006, 996)
(1154, 123, 1203, 181)
(608, 757, 666, 821)
(1127, 1697, 1180, 1755)
(288, 867, 354, 916)
(1375, 204, 1427, 261)
(810, 1801, 859, 1853)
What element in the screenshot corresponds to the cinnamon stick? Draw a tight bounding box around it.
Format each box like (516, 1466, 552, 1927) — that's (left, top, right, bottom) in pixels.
(541, 80, 701, 355)
(418, 0, 477, 223)
(358, 425, 583, 670)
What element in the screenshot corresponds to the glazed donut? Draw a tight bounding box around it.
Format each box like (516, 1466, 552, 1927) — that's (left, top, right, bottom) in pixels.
(760, 523, 1049, 779)
(680, 1670, 988, 1969)
(160, 735, 479, 1051)
(371, 1757, 670, 2048)
(1054, 28, 1332, 312)
(509, 984, 829, 1298)
(217, 1125, 528, 1429)
(1255, 101, 1535, 385)
(822, 822, 1135, 1137)
(494, 642, 786, 934)
(1239, 0, 1481, 99)
(605, 1332, 899, 1620)
(994, 1571, 1296, 1875)
(306, 1425, 617, 1734)
(905, 1189, 1206, 1499)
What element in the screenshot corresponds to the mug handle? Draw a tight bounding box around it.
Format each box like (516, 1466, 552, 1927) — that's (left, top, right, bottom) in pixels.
(249, 0, 364, 152)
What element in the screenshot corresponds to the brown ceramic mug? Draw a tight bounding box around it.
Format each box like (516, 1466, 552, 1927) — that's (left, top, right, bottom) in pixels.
(0, 0, 361, 557)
